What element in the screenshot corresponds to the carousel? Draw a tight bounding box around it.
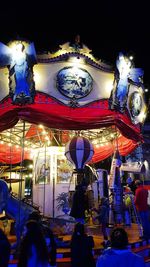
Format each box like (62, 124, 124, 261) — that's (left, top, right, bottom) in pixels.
(0, 38, 148, 251)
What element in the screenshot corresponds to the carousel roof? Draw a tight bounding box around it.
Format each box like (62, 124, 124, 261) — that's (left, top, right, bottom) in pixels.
(0, 39, 147, 165)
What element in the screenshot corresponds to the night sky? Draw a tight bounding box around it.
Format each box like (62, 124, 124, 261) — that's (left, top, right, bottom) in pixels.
(0, 0, 149, 98)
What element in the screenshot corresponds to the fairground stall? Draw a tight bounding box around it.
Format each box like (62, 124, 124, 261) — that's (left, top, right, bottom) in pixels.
(0, 38, 147, 221)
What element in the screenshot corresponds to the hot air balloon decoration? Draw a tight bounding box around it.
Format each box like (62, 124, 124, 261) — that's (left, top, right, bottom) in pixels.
(65, 136, 94, 172)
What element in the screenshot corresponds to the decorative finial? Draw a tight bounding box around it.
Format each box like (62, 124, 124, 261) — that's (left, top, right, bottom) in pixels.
(75, 35, 81, 45)
(70, 35, 82, 51)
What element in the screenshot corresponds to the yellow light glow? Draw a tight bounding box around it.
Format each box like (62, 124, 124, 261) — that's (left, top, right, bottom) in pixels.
(30, 150, 35, 158)
(68, 56, 86, 66)
(95, 144, 99, 148)
(34, 70, 42, 85)
(29, 164, 33, 169)
(105, 80, 114, 96)
(58, 147, 64, 153)
(47, 140, 51, 146)
(129, 56, 133, 60)
(139, 111, 147, 122)
(99, 143, 104, 146)
(38, 124, 44, 128)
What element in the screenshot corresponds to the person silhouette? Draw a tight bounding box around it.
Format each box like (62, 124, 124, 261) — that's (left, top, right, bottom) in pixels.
(71, 222, 95, 267)
(17, 220, 49, 267)
(96, 227, 145, 267)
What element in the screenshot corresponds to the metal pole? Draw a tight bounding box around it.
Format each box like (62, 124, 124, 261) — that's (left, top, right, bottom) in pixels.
(53, 173, 55, 218)
(18, 120, 25, 244)
(43, 144, 46, 216)
(9, 129, 12, 192)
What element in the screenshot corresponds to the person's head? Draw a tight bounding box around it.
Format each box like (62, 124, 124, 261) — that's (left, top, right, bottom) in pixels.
(126, 177, 133, 185)
(26, 219, 41, 233)
(135, 179, 142, 187)
(28, 211, 41, 222)
(19, 220, 49, 265)
(123, 185, 131, 193)
(22, 219, 44, 241)
(110, 227, 128, 249)
(73, 222, 85, 236)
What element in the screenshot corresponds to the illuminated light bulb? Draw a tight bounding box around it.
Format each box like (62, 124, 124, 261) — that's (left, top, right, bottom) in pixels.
(140, 112, 146, 122)
(38, 124, 43, 128)
(29, 164, 33, 169)
(96, 144, 99, 148)
(47, 140, 51, 146)
(105, 81, 114, 95)
(129, 55, 133, 60)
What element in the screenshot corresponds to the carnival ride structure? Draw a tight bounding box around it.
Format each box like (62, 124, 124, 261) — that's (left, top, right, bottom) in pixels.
(0, 38, 147, 227)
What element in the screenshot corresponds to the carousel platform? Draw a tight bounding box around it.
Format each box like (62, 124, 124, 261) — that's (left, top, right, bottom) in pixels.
(5, 222, 150, 266)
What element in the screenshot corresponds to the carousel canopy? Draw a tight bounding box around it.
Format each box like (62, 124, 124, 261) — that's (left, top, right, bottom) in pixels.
(0, 39, 147, 164)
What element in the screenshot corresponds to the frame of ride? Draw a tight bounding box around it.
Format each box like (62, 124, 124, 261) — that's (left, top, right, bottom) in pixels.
(0, 38, 147, 226)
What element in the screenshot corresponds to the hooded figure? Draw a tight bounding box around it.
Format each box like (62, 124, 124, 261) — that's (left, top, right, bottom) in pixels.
(96, 227, 145, 267)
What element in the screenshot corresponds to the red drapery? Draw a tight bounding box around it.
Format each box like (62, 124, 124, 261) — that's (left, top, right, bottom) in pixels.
(0, 93, 142, 164)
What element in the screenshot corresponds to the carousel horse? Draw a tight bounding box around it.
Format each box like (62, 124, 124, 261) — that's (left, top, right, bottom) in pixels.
(0, 179, 37, 246)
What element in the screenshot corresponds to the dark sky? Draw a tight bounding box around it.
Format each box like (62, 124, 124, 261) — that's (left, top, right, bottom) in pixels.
(0, 0, 149, 96)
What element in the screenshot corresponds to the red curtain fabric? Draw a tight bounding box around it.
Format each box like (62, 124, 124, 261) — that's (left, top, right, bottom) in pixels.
(91, 135, 138, 164)
(0, 143, 31, 164)
(0, 93, 142, 164)
(0, 135, 137, 164)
